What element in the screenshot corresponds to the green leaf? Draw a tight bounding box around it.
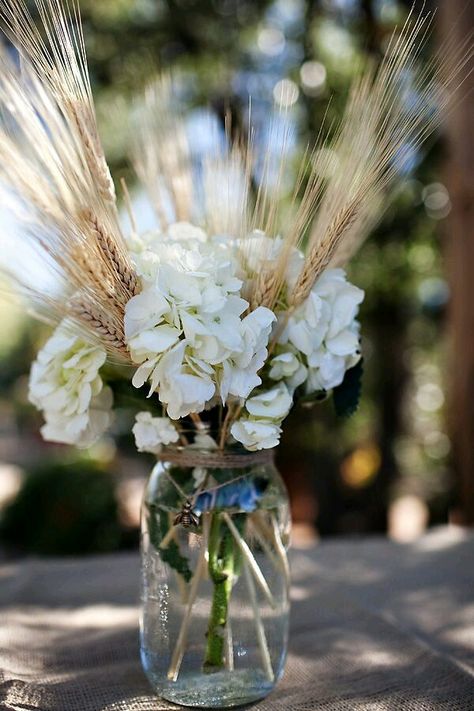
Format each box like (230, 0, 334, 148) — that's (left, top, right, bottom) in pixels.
(333, 359, 363, 418)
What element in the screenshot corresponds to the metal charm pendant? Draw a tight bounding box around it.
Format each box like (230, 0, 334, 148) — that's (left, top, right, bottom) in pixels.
(174, 499, 199, 528)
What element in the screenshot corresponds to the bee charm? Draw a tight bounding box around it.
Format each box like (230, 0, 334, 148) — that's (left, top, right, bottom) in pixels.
(174, 499, 199, 528)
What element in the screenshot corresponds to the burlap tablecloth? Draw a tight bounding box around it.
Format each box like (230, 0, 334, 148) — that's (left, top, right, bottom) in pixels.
(0, 526, 473, 710)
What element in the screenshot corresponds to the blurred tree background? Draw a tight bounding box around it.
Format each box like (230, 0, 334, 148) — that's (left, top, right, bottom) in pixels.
(0, 0, 470, 555)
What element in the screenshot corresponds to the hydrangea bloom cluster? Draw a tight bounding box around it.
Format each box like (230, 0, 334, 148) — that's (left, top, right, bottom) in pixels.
(227, 248, 364, 449)
(28, 323, 113, 448)
(124, 223, 275, 420)
(273, 268, 364, 395)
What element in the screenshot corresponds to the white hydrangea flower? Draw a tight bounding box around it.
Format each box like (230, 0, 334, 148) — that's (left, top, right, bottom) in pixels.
(28, 323, 113, 448)
(124, 226, 275, 419)
(131, 224, 242, 288)
(132, 411, 179, 454)
(219, 306, 276, 401)
(152, 341, 216, 419)
(239, 231, 304, 291)
(278, 268, 364, 393)
(230, 420, 282, 451)
(245, 383, 293, 420)
(231, 383, 292, 451)
(269, 350, 308, 391)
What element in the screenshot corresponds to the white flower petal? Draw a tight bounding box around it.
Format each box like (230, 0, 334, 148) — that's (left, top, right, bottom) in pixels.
(245, 383, 292, 420)
(230, 420, 281, 451)
(129, 326, 181, 358)
(326, 330, 360, 356)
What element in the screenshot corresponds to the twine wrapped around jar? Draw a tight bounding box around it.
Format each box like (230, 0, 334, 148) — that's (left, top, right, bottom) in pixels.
(157, 447, 274, 469)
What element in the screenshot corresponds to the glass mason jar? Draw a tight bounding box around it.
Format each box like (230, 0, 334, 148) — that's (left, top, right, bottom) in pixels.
(140, 443, 291, 708)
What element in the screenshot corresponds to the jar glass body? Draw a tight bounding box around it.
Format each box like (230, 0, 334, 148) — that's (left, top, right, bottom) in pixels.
(140, 446, 291, 708)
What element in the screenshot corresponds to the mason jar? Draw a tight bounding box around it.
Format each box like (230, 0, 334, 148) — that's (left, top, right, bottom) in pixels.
(140, 443, 291, 708)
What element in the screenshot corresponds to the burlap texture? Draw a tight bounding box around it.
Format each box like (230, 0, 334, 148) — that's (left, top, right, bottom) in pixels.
(1, 526, 473, 710)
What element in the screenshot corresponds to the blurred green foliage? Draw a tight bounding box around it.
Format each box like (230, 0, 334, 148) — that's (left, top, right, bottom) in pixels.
(0, 459, 124, 555)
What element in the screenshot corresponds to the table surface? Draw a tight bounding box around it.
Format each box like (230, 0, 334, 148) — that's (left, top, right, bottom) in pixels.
(0, 526, 473, 711)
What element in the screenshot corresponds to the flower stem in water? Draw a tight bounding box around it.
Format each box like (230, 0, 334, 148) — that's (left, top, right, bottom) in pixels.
(203, 513, 235, 671)
(167, 514, 211, 681)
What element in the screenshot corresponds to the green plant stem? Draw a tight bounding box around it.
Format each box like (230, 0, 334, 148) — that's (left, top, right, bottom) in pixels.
(204, 513, 235, 672)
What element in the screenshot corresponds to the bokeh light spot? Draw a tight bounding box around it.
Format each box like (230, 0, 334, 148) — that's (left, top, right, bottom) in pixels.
(258, 27, 286, 56)
(341, 444, 381, 489)
(300, 61, 326, 94)
(273, 78, 299, 107)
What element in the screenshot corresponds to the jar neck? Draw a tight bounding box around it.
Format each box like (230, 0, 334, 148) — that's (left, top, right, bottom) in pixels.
(157, 445, 275, 469)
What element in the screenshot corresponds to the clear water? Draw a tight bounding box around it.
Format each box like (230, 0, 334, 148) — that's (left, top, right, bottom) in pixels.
(140, 561, 289, 707)
(142, 656, 276, 707)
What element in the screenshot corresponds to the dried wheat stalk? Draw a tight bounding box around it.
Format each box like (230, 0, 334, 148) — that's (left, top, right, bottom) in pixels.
(67, 100, 116, 205)
(72, 246, 115, 300)
(292, 200, 359, 306)
(0, 0, 139, 356)
(251, 271, 278, 310)
(70, 296, 128, 356)
(83, 210, 140, 301)
(287, 10, 474, 305)
(132, 78, 194, 227)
